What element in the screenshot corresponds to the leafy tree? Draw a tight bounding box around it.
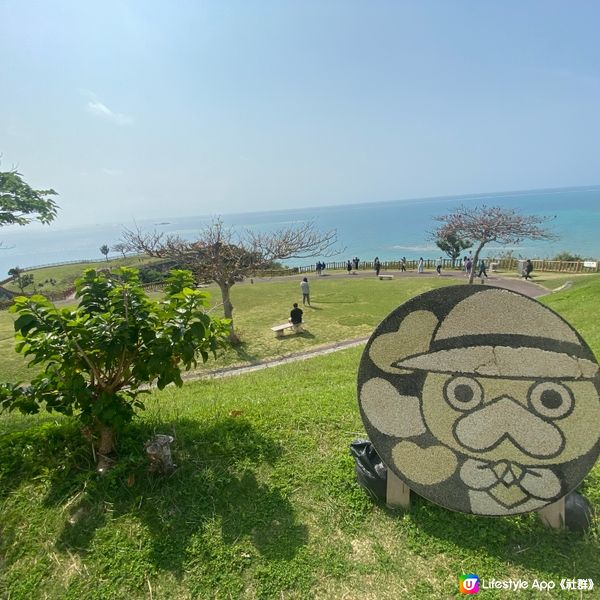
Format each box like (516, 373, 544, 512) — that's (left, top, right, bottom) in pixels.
(100, 244, 110, 261)
(8, 267, 34, 293)
(7, 266, 21, 280)
(433, 232, 472, 265)
(0, 268, 229, 469)
(19, 274, 34, 291)
(432, 205, 556, 284)
(0, 169, 58, 227)
(120, 218, 339, 344)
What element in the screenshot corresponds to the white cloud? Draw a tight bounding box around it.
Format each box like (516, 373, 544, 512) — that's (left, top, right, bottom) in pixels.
(101, 167, 122, 176)
(86, 99, 133, 126)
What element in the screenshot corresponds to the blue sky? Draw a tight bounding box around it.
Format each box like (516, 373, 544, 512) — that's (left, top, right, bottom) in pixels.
(1, 0, 599, 227)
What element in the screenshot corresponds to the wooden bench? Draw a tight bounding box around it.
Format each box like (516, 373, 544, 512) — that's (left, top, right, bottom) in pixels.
(271, 322, 304, 338)
(379, 274, 394, 280)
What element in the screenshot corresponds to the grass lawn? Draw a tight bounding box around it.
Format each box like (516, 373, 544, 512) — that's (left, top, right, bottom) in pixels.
(0, 275, 462, 384)
(1, 347, 599, 599)
(1, 274, 599, 599)
(493, 269, 598, 291)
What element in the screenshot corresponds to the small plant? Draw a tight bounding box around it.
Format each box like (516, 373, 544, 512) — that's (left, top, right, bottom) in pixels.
(0, 267, 229, 468)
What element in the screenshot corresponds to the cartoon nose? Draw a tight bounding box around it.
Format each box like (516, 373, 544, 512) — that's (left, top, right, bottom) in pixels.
(454, 396, 564, 458)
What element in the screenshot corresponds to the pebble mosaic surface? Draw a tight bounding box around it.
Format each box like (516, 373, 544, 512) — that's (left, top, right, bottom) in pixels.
(357, 285, 600, 515)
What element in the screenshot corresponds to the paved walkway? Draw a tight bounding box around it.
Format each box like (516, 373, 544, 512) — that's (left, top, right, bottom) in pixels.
(184, 273, 548, 382)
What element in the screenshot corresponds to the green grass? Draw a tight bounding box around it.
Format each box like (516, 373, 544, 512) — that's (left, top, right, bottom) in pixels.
(1, 348, 599, 599)
(539, 274, 600, 357)
(1, 274, 600, 598)
(2, 256, 159, 296)
(0, 275, 462, 384)
(494, 269, 598, 291)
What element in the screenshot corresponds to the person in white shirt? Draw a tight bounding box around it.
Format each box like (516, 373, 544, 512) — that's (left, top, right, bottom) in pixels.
(300, 277, 310, 306)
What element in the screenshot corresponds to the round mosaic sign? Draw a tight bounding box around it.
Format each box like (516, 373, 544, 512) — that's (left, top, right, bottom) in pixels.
(357, 285, 600, 516)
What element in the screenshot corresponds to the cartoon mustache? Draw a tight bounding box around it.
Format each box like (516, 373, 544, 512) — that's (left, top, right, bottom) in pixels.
(454, 397, 564, 458)
(460, 459, 562, 500)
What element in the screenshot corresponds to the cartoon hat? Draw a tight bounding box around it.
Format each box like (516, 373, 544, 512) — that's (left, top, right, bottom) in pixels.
(389, 289, 598, 380)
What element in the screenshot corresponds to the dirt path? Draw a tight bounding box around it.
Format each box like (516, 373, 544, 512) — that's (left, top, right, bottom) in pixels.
(184, 274, 547, 382)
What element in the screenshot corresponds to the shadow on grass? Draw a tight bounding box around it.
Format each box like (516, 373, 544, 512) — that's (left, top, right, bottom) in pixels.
(275, 331, 316, 341)
(0, 417, 308, 575)
(396, 493, 600, 577)
(231, 341, 260, 362)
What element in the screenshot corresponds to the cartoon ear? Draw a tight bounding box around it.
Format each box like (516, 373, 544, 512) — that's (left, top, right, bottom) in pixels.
(369, 310, 438, 374)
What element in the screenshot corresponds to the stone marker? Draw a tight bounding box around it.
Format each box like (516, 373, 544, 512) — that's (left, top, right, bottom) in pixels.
(145, 434, 176, 474)
(357, 285, 600, 517)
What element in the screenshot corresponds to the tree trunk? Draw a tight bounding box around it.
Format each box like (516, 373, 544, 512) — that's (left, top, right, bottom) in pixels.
(218, 280, 240, 345)
(468, 242, 486, 284)
(96, 424, 115, 472)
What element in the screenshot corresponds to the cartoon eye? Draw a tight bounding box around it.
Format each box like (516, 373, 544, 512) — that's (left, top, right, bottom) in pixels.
(529, 382, 573, 419)
(444, 376, 483, 411)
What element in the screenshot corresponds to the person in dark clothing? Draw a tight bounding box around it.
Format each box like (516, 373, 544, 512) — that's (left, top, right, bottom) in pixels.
(523, 259, 533, 280)
(400, 257, 406, 272)
(477, 258, 488, 280)
(347, 260, 353, 274)
(290, 303, 303, 325)
(374, 257, 381, 276)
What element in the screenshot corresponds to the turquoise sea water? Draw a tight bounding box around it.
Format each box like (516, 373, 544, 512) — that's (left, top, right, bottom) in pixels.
(1, 186, 599, 276)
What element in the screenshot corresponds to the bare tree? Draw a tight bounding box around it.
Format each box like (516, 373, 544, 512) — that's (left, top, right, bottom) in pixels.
(120, 218, 339, 343)
(432, 205, 556, 284)
(111, 242, 128, 259)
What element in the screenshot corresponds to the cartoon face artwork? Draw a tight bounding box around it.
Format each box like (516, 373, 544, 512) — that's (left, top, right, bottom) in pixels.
(357, 285, 600, 516)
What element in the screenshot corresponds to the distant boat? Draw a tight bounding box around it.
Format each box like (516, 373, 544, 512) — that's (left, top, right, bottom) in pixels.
(155, 222, 171, 225)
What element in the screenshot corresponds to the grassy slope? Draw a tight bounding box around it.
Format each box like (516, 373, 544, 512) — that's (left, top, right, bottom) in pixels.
(539, 274, 600, 359)
(2, 256, 159, 296)
(1, 275, 599, 599)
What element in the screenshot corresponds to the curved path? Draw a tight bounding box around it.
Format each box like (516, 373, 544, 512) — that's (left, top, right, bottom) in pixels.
(184, 273, 548, 382)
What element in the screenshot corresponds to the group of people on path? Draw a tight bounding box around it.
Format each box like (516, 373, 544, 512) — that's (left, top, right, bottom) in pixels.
(315, 261, 326, 276)
(462, 253, 488, 279)
(290, 256, 534, 328)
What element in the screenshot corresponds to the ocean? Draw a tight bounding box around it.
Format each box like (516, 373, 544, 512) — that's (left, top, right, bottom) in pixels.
(1, 186, 599, 276)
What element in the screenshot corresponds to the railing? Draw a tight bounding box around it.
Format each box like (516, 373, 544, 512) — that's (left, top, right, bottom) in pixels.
(297, 258, 600, 274)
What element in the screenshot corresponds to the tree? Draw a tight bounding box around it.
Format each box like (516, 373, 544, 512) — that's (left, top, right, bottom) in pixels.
(120, 218, 339, 343)
(0, 268, 229, 469)
(100, 244, 110, 261)
(0, 169, 58, 227)
(434, 232, 472, 265)
(432, 205, 556, 284)
(8, 266, 34, 293)
(111, 242, 128, 259)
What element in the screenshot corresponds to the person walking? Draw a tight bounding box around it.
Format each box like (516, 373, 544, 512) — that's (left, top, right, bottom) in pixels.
(347, 260, 353, 275)
(417, 257, 424, 274)
(374, 257, 381, 276)
(523, 259, 533, 280)
(477, 258, 488, 281)
(436, 257, 443, 275)
(465, 257, 473, 276)
(400, 256, 407, 272)
(300, 277, 311, 305)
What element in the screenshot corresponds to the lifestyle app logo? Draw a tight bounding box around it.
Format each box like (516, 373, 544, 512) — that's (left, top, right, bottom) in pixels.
(460, 574, 479, 594)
